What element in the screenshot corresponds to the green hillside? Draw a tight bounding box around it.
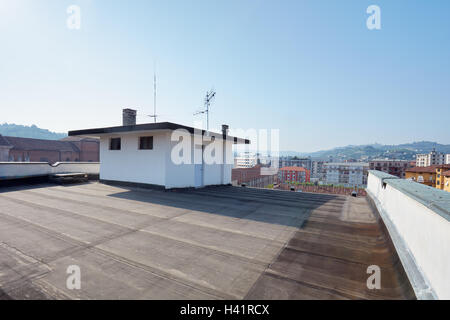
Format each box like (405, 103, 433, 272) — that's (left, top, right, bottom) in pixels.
(0, 123, 67, 140)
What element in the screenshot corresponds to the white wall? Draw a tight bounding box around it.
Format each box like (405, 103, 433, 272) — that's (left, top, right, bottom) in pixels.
(52, 162, 100, 175)
(99, 131, 234, 189)
(164, 134, 196, 189)
(367, 171, 450, 299)
(0, 162, 99, 179)
(100, 131, 167, 186)
(164, 134, 234, 188)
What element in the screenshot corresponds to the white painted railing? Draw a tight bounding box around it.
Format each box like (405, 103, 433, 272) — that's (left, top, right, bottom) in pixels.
(0, 162, 100, 180)
(367, 170, 450, 300)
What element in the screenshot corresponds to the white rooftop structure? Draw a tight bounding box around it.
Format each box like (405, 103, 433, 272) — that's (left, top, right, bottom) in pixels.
(69, 109, 249, 189)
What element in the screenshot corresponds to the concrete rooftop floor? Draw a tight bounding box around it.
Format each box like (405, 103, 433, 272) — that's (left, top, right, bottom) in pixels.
(0, 183, 415, 300)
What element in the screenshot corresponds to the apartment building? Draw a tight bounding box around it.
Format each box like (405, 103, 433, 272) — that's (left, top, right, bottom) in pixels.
(279, 157, 312, 172)
(311, 160, 325, 180)
(416, 149, 445, 167)
(369, 160, 413, 178)
(279, 166, 310, 184)
(406, 164, 450, 188)
(231, 164, 277, 187)
(436, 165, 450, 190)
(324, 162, 369, 187)
(234, 152, 257, 168)
(446, 154, 450, 165)
(442, 170, 450, 192)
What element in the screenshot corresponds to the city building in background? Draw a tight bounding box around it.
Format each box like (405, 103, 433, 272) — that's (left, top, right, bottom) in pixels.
(324, 162, 369, 187)
(279, 156, 312, 172)
(311, 160, 325, 180)
(278, 166, 310, 184)
(60, 137, 101, 162)
(231, 164, 277, 188)
(415, 149, 446, 167)
(436, 166, 450, 191)
(406, 166, 438, 187)
(446, 154, 450, 165)
(369, 160, 414, 178)
(0, 134, 99, 164)
(442, 170, 450, 192)
(234, 152, 257, 168)
(405, 164, 450, 188)
(0, 135, 13, 162)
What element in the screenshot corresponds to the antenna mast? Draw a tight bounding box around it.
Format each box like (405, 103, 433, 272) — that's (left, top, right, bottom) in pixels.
(194, 90, 216, 131)
(149, 66, 158, 123)
(153, 72, 157, 123)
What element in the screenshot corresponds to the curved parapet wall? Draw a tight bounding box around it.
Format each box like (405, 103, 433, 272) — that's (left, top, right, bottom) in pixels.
(0, 162, 100, 180)
(367, 170, 450, 299)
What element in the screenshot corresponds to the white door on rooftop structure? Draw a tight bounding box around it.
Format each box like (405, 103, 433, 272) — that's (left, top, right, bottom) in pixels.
(194, 145, 204, 188)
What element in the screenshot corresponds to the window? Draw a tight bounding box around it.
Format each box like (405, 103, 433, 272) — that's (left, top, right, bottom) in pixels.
(139, 136, 153, 150)
(110, 138, 121, 150)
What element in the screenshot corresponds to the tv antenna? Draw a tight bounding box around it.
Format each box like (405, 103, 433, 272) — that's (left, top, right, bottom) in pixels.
(194, 89, 216, 131)
(148, 66, 158, 123)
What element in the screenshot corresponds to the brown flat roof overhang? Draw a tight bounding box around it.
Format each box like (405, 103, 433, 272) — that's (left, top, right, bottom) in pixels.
(68, 122, 250, 144)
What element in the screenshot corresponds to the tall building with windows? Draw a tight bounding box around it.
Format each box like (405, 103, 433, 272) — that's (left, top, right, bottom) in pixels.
(324, 162, 369, 187)
(279, 157, 312, 172)
(234, 152, 257, 168)
(311, 160, 325, 180)
(416, 149, 445, 167)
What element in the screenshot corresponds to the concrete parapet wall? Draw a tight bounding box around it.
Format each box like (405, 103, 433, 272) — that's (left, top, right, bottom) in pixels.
(0, 162, 100, 180)
(367, 170, 450, 299)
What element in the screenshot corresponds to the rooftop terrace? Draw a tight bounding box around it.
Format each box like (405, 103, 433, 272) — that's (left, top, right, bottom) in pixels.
(0, 182, 414, 299)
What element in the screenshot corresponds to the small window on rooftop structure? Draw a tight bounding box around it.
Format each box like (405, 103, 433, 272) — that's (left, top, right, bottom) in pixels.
(110, 138, 121, 150)
(139, 136, 153, 150)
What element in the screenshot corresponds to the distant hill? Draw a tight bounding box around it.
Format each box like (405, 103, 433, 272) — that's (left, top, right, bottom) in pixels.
(282, 141, 450, 161)
(0, 123, 67, 140)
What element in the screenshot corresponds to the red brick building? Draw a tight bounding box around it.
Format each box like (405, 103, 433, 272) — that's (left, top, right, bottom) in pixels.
(61, 137, 100, 162)
(279, 166, 310, 183)
(0, 135, 99, 164)
(232, 164, 265, 185)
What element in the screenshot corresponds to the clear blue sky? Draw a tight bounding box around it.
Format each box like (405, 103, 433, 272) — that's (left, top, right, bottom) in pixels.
(1, 0, 449, 152)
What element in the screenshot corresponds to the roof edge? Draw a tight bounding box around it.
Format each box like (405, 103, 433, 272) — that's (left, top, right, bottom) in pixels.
(68, 122, 250, 144)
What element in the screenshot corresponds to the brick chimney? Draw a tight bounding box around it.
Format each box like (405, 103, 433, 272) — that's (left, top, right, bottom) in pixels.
(222, 124, 229, 137)
(123, 108, 137, 126)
